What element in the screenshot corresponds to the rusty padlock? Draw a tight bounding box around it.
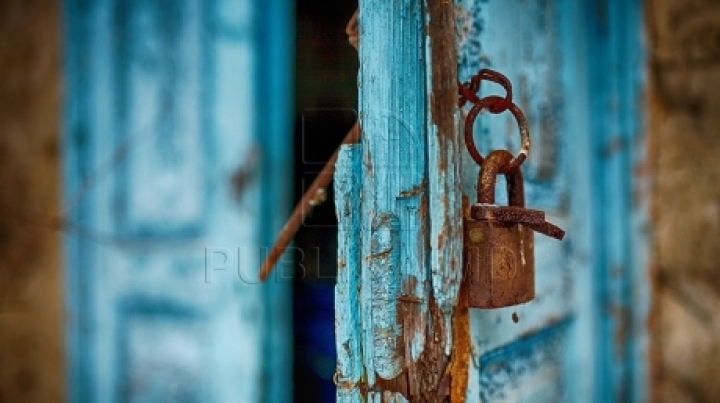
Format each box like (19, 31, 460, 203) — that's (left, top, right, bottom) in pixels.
(464, 150, 565, 309)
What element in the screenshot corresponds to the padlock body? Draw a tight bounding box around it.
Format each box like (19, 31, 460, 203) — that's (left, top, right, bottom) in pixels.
(464, 205, 535, 308)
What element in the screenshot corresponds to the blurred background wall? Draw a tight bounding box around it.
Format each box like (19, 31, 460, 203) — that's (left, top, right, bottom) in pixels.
(0, 0, 63, 402)
(648, 0, 720, 401)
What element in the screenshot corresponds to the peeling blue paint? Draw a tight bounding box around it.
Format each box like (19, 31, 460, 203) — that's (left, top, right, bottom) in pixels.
(337, 0, 647, 401)
(478, 319, 573, 402)
(370, 213, 403, 379)
(335, 144, 364, 390)
(358, 0, 429, 388)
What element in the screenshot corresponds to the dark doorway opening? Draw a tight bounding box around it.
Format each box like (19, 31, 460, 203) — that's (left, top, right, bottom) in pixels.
(292, 2, 358, 402)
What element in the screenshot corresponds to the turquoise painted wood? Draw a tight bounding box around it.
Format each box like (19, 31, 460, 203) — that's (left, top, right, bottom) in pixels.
(63, 0, 292, 402)
(458, 1, 573, 401)
(335, 144, 363, 400)
(358, 0, 430, 386)
(583, 1, 649, 401)
(335, 0, 648, 401)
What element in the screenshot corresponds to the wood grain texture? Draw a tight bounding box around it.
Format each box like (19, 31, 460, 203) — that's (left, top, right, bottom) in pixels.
(427, 0, 463, 324)
(334, 0, 461, 400)
(359, 0, 427, 389)
(334, 144, 363, 394)
(341, 0, 649, 401)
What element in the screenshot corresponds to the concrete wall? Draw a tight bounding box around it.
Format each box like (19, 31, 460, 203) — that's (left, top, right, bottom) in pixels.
(0, 0, 63, 402)
(648, 0, 720, 401)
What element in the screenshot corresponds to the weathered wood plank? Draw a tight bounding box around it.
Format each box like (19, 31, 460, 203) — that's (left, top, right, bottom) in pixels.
(254, 0, 294, 401)
(334, 144, 363, 394)
(337, 387, 362, 403)
(343, 0, 648, 401)
(359, 0, 428, 388)
(584, 0, 648, 401)
(426, 0, 462, 332)
(334, 0, 462, 400)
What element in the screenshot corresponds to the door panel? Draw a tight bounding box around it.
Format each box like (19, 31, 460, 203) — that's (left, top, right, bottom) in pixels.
(457, 0, 565, 210)
(113, 0, 207, 237)
(335, 0, 647, 401)
(477, 319, 572, 403)
(63, 0, 292, 402)
(458, 1, 572, 401)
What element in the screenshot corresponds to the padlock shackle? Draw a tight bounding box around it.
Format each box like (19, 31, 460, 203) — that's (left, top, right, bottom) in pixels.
(477, 150, 525, 207)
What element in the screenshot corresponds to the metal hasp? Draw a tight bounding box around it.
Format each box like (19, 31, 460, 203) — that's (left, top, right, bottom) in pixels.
(460, 70, 565, 309)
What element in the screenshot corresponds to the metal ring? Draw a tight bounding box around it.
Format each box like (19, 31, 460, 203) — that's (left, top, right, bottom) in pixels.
(464, 95, 530, 171)
(458, 68, 513, 112)
(475, 69, 513, 112)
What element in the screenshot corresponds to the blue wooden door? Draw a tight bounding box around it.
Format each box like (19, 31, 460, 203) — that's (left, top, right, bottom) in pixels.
(63, 0, 292, 401)
(335, 0, 648, 401)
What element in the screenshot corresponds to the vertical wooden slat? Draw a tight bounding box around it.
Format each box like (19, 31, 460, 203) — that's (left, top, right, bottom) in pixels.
(560, 0, 596, 400)
(337, 387, 362, 403)
(254, 0, 293, 400)
(63, 1, 93, 401)
(336, 0, 461, 400)
(359, 0, 428, 386)
(338, 0, 431, 397)
(335, 144, 363, 396)
(426, 0, 462, 335)
(585, 0, 648, 401)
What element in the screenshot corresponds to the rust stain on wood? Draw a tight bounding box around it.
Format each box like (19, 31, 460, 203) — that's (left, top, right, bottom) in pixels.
(364, 147, 373, 176)
(401, 275, 421, 397)
(437, 231, 446, 252)
(352, 0, 463, 400)
(428, 0, 458, 151)
(444, 196, 473, 402)
(399, 180, 428, 198)
(374, 294, 450, 402)
(448, 279, 471, 402)
(419, 194, 432, 256)
(415, 295, 451, 402)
